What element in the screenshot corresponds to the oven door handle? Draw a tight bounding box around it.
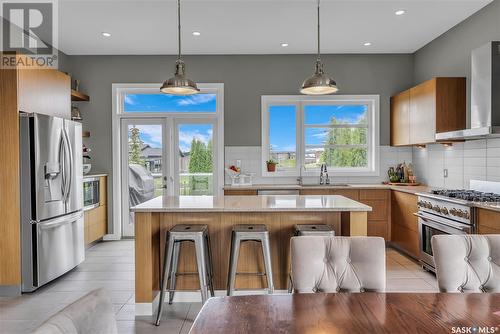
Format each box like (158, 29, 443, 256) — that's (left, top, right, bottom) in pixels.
(413, 212, 469, 232)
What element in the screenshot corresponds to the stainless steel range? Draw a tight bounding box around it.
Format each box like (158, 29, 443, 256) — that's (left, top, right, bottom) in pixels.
(416, 180, 500, 272)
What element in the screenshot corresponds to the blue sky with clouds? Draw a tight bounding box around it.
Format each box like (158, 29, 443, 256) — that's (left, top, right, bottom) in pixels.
(270, 104, 367, 151)
(124, 93, 217, 112)
(125, 94, 216, 152)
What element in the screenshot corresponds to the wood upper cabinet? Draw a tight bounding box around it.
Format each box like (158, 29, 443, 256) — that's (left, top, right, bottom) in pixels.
(18, 69, 71, 119)
(391, 77, 466, 146)
(390, 90, 410, 146)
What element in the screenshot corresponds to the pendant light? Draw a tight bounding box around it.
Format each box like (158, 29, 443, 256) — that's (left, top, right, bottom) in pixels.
(300, 0, 338, 95)
(160, 0, 199, 95)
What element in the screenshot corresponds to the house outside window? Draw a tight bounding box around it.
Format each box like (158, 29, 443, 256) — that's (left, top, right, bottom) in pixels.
(261, 95, 380, 177)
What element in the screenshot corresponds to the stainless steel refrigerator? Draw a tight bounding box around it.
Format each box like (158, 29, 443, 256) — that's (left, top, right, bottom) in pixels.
(20, 113, 84, 292)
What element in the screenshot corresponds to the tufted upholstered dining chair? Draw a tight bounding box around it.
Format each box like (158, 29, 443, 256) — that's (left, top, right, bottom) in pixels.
(431, 234, 500, 293)
(290, 236, 386, 293)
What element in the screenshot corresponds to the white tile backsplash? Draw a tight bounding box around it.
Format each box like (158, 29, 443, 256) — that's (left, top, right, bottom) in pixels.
(411, 138, 500, 189)
(225, 146, 413, 185)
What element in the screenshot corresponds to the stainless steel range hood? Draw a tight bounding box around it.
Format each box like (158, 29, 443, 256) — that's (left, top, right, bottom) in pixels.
(436, 41, 500, 141)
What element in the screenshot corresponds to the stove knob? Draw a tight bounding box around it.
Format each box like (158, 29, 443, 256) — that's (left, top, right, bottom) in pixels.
(463, 211, 470, 219)
(432, 205, 440, 212)
(450, 208, 458, 216)
(425, 202, 433, 209)
(440, 207, 449, 215)
(456, 210, 465, 218)
(417, 201, 424, 207)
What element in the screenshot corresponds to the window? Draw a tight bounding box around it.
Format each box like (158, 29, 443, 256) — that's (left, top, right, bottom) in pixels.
(123, 93, 217, 113)
(262, 95, 379, 176)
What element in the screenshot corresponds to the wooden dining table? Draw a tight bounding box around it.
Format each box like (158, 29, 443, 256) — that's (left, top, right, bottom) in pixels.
(189, 293, 500, 334)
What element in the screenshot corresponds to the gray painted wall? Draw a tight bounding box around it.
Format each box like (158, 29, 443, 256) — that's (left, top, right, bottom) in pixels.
(65, 54, 413, 228)
(413, 0, 500, 123)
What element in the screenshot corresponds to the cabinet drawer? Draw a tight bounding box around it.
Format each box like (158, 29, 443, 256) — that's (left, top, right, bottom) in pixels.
(477, 209, 500, 234)
(224, 189, 258, 196)
(300, 189, 330, 195)
(361, 199, 388, 221)
(359, 189, 390, 200)
(331, 189, 359, 200)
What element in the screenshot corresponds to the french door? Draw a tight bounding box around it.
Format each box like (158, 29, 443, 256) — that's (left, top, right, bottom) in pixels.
(121, 117, 218, 237)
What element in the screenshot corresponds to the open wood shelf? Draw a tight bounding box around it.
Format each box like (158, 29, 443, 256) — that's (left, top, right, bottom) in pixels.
(71, 89, 90, 102)
(82, 131, 90, 138)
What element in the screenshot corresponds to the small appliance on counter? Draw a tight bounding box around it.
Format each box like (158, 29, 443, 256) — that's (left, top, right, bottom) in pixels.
(20, 113, 84, 292)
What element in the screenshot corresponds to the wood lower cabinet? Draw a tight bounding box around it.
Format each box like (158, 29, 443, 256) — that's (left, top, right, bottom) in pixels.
(391, 77, 466, 146)
(224, 189, 258, 196)
(477, 209, 500, 234)
(225, 188, 393, 240)
(391, 191, 419, 259)
(84, 205, 107, 245)
(359, 190, 391, 240)
(304, 188, 389, 239)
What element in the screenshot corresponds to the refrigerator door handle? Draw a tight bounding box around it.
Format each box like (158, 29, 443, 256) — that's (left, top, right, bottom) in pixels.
(38, 211, 83, 230)
(59, 130, 67, 201)
(62, 128, 74, 202)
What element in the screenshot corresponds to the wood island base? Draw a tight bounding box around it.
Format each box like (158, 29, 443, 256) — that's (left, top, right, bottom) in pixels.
(134, 210, 368, 311)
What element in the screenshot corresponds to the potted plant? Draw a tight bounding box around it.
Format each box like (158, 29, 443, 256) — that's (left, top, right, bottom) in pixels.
(266, 159, 277, 172)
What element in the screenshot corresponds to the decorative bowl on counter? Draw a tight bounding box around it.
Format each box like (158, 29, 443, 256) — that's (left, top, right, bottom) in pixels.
(83, 164, 92, 175)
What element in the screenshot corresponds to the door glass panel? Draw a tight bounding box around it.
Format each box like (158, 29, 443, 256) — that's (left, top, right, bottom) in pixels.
(178, 124, 214, 195)
(127, 124, 164, 203)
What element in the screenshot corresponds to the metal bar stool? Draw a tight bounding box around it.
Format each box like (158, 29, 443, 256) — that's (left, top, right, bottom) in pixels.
(227, 224, 274, 296)
(288, 224, 335, 293)
(155, 224, 214, 326)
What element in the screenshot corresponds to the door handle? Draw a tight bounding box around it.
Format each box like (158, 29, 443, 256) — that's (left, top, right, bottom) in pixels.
(62, 128, 74, 202)
(413, 212, 468, 232)
(37, 211, 83, 229)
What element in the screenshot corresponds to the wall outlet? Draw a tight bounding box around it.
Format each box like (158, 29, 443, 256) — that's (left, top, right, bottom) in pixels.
(443, 169, 448, 178)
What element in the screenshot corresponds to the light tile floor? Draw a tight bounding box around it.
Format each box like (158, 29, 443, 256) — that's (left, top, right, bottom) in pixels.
(0, 240, 437, 334)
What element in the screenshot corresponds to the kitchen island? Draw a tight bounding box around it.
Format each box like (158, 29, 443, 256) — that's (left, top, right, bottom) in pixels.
(131, 195, 371, 314)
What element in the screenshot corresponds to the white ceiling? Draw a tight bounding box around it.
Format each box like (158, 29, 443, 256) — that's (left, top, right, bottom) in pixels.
(58, 0, 493, 55)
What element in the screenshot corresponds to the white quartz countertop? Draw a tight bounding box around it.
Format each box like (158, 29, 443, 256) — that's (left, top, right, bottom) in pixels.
(131, 195, 373, 213)
(223, 183, 430, 195)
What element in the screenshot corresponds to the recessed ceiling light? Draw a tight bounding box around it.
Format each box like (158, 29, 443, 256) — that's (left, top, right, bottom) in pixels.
(101, 32, 111, 37)
(192, 31, 201, 36)
(363, 42, 372, 46)
(281, 43, 289, 47)
(395, 9, 406, 16)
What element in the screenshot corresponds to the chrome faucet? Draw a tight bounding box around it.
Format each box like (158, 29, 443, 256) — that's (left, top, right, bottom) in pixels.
(320, 164, 330, 185)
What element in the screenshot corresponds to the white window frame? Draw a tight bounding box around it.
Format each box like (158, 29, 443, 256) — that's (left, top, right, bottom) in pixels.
(109, 83, 224, 240)
(261, 95, 380, 177)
